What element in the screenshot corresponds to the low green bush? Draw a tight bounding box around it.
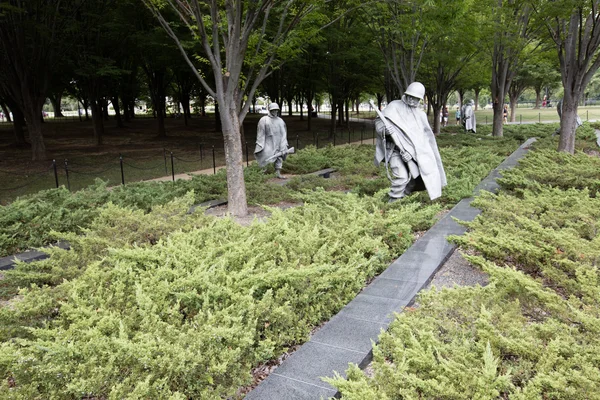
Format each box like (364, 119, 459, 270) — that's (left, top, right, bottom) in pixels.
(0, 190, 443, 399)
(328, 135, 600, 399)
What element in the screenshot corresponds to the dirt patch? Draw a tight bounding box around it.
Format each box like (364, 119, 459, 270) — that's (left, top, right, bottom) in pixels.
(204, 201, 302, 226)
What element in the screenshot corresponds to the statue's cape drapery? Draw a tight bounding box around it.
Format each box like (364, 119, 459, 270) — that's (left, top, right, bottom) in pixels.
(374, 98, 447, 200)
(254, 115, 288, 167)
(465, 105, 476, 132)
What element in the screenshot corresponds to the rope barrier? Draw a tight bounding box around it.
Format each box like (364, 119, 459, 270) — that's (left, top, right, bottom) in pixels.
(0, 163, 54, 176)
(173, 155, 203, 163)
(67, 156, 120, 167)
(121, 161, 164, 171)
(68, 165, 118, 175)
(0, 170, 52, 191)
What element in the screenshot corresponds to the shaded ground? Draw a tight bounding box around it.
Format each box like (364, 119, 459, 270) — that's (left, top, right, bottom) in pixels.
(0, 113, 372, 203)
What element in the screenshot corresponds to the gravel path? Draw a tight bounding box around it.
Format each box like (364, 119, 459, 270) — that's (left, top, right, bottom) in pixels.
(426, 249, 488, 290)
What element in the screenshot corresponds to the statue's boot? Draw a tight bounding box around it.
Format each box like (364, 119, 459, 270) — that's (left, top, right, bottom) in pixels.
(275, 169, 285, 179)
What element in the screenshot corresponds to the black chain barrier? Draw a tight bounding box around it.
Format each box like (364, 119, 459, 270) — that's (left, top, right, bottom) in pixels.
(121, 161, 164, 171)
(68, 164, 119, 176)
(67, 156, 120, 167)
(0, 164, 54, 191)
(173, 155, 203, 163)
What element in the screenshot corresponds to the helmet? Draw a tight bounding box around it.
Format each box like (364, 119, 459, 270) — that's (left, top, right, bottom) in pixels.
(268, 103, 280, 111)
(404, 82, 425, 100)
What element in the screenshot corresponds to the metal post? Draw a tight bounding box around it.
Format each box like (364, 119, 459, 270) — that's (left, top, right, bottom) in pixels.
(52, 160, 59, 188)
(64, 159, 70, 191)
(170, 152, 175, 181)
(212, 146, 216, 174)
(119, 154, 125, 185)
(163, 148, 168, 174)
(245, 141, 249, 167)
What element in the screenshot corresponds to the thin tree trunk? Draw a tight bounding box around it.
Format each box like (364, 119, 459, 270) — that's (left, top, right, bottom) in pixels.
(492, 101, 504, 137)
(112, 96, 124, 128)
(90, 99, 104, 145)
(558, 90, 579, 154)
(0, 102, 12, 122)
(509, 93, 518, 123)
(221, 101, 248, 216)
(122, 96, 130, 122)
(12, 106, 27, 146)
(534, 88, 541, 109)
(50, 94, 64, 118)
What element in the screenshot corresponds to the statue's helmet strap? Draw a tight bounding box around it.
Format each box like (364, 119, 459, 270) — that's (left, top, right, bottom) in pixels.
(268, 103, 280, 111)
(405, 82, 425, 100)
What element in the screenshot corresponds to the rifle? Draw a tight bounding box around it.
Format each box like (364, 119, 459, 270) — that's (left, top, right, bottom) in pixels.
(263, 147, 295, 164)
(369, 100, 420, 178)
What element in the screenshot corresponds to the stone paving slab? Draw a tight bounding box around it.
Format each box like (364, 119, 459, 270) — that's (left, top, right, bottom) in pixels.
(246, 137, 537, 399)
(0, 241, 70, 271)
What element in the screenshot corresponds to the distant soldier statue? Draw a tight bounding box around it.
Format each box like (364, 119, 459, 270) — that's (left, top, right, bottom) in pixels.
(254, 103, 293, 179)
(462, 100, 476, 133)
(373, 82, 447, 202)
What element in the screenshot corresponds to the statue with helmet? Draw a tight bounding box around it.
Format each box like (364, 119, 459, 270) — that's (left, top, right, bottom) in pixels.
(373, 82, 447, 202)
(254, 103, 293, 178)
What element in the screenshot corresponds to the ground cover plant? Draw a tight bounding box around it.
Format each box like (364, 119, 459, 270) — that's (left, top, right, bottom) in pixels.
(0, 127, 542, 398)
(0, 124, 532, 257)
(327, 128, 600, 399)
(0, 190, 443, 398)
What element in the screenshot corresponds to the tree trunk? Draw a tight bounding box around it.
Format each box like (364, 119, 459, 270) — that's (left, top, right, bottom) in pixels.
(558, 90, 579, 154)
(122, 96, 130, 122)
(492, 101, 504, 137)
(534, 88, 541, 109)
(12, 106, 27, 146)
(287, 97, 293, 116)
(431, 103, 441, 135)
(474, 89, 480, 111)
(20, 94, 47, 160)
(221, 100, 248, 217)
(101, 98, 109, 121)
(329, 101, 336, 139)
(112, 96, 124, 128)
(50, 94, 64, 118)
(156, 97, 166, 138)
(509, 93, 518, 123)
(0, 102, 12, 122)
(90, 99, 104, 145)
(214, 102, 222, 132)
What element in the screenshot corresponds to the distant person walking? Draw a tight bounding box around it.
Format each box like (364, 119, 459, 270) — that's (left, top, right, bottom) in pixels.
(442, 106, 449, 127)
(455, 107, 461, 125)
(503, 105, 508, 124)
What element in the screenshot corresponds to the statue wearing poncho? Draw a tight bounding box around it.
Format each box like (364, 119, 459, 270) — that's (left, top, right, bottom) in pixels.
(254, 103, 289, 178)
(374, 84, 447, 201)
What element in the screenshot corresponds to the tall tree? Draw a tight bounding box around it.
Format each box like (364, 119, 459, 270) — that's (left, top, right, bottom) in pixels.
(479, 0, 532, 137)
(532, 0, 600, 153)
(0, 0, 84, 159)
(142, 0, 323, 216)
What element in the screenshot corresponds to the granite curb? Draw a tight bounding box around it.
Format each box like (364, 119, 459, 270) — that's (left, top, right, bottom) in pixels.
(245, 137, 537, 400)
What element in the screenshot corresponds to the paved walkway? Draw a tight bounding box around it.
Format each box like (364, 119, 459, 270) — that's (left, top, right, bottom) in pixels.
(246, 137, 537, 400)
